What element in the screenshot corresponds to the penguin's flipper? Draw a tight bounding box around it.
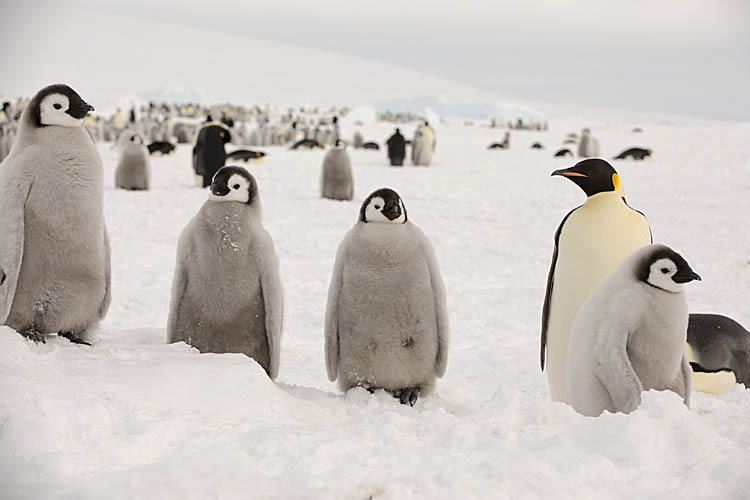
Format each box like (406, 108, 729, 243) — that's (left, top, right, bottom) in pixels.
(593, 290, 644, 414)
(166, 234, 191, 344)
(0, 165, 31, 324)
(679, 350, 693, 408)
(257, 231, 283, 380)
(420, 234, 449, 378)
(324, 232, 352, 382)
(540, 207, 579, 370)
(98, 225, 112, 320)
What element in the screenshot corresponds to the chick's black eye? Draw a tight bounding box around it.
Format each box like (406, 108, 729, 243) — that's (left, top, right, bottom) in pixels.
(661, 268, 669, 274)
(374, 205, 381, 209)
(53, 104, 62, 110)
(233, 184, 240, 189)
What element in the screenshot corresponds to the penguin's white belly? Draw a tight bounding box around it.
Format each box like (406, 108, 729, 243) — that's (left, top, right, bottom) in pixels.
(546, 197, 651, 402)
(336, 238, 438, 392)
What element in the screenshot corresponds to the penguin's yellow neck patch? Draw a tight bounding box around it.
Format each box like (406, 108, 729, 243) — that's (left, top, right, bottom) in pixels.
(612, 173, 621, 192)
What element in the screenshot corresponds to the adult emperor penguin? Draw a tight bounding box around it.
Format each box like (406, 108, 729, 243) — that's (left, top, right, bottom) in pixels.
(320, 140, 354, 201)
(541, 158, 652, 403)
(0, 84, 111, 344)
(567, 244, 699, 416)
(192, 120, 231, 188)
(115, 134, 151, 190)
(324, 188, 449, 406)
(687, 313, 749, 393)
(167, 166, 283, 379)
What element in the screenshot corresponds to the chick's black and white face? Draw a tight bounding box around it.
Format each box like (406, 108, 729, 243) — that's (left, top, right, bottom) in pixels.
(34, 84, 93, 128)
(641, 252, 701, 293)
(361, 189, 406, 224)
(209, 167, 254, 204)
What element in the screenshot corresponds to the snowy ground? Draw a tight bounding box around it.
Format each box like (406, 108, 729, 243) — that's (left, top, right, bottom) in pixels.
(1, 119, 749, 499)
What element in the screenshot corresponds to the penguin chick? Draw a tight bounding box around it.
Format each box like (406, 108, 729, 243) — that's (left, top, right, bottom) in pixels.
(324, 188, 449, 406)
(0, 84, 110, 345)
(167, 166, 283, 378)
(567, 244, 700, 416)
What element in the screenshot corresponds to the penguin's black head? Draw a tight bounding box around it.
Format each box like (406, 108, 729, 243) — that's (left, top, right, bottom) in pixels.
(29, 84, 93, 128)
(637, 245, 701, 293)
(552, 158, 621, 197)
(360, 188, 407, 224)
(395, 128, 400, 134)
(209, 165, 256, 205)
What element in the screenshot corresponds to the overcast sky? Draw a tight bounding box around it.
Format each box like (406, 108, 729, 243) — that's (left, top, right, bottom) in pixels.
(2, 0, 748, 120)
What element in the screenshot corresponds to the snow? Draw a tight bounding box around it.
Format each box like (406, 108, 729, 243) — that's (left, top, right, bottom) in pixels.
(1, 119, 749, 499)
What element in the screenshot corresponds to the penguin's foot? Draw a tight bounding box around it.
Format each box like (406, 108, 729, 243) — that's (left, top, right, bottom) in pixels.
(58, 331, 91, 346)
(393, 387, 420, 407)
(19, 328, 46, 344)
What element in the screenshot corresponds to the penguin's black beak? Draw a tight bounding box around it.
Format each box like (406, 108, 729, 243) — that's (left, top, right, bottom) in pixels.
(67, 103, 94, 119)
(211, 183, 229, 196)
(672, 271, 701, 283)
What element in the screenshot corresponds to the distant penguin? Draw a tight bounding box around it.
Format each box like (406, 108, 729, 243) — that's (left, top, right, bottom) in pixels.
(115, 134, 151, 190)
(577, 128, 601, 158)
(290, 138, 324, 150)
(632, 127, 643, 133)
(362, 141, 379, 150)
(225, 149, 266, 162)
(0, 84, 111, 344)
(567, 244, 699, 416)
(147, 141, 176, 156)
(541, 159, 652, 403)
(687, 313, 750, 392)
(324, 188, 449, 406)
(353, 131, 364, 149)
(321, 140, 353, 201)
(530, 142, 544, 150)
(563, 139, 577, 145)
(614, 147, 652, 161)
(168, 166, 283, 379)
(488, 132, 510, 150)
(192, 121, 231, 188)
(554, 148, 574, 158)
(412, 122, 435, 166)
(386, 128, 407, 166)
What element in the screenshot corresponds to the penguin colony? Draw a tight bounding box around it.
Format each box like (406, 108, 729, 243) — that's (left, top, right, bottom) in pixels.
(0, 83, 746, 415)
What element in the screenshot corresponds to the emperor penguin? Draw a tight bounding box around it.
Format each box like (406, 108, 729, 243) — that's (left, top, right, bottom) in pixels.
(577, 128, 600, 158)
(324, 188, 449, 406)
(115, 134, 151, 190)
(192, 121, 231, 188)
(167, 166, 283, 379)
(567, 244, 700, 416)
(0, 84, 111, 344)
(687, 313, 749, 393)
(320, 140, 354, 201)
(541, 158, 652, 403)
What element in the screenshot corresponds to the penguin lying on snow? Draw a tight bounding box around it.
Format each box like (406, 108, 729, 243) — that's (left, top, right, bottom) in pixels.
(488, 132, 510, 150)
(530, 142, 544, 150)
(324, 188, 449, 406)
(567, 244, 699, 416)
(116, 134, 151, 191)
(554, 148, 573, 158)
(168, 166, 283, 379)
(362, 141, 380, 150)
(0, 84, 111, 344)
(226, 149, 266, 162)
(687, 313, 749, 392)
(147, 141, 176, 155)
(290, 138, 323, 150)
(614, 147, 652, 161)
(541, 159, 652, 403)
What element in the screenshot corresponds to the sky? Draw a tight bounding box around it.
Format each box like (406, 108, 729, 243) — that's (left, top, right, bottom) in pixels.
(1, 0, 748, 120)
